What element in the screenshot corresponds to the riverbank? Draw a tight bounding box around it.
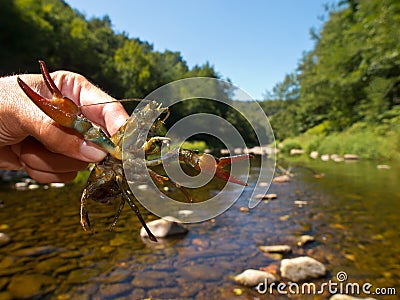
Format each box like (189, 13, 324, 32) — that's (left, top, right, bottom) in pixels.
(278, 119, 400, 161)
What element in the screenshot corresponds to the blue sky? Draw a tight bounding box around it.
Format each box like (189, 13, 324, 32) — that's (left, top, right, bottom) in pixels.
(65, 0, 330, 100)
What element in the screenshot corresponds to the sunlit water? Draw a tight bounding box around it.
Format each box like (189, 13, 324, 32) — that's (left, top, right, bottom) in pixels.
(0, 157, 399, 299)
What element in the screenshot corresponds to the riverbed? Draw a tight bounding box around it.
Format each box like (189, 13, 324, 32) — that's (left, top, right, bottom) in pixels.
(0, 157, 399, 299)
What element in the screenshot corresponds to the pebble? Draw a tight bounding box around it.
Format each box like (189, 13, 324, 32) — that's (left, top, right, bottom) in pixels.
(256, 193, 277, 200)
(131, 275, 164, 289)
(310, 151, 319, 159)
(321, 154, 330, 161)
(280, 256, 326, 282)
(233, 269, 277, 287)
(13, 246, 58, 257)
(259, 244, 292, 254)
(294, 200, 308, 207)
(140, 218, 188, 238)
(8, 274, 54, 299)
(28, 184, 40, 190)
(239, 207, 250, 213)
(264, 193, 277, 200)
(344, 154, 359, 160)
(14, 182, 28, 190)
(290, 149, 304, 155)
(377, 164, 390, 170)
(0, 233, 11, 247)
(99, 283, 132, 298)
(272, 175, 290, 183)
(180, 264, 223, 282)
(59, 250, 83, 259)
(49, 182, 65, 188)
(297, 235, 315, 246)
(66, 268, 100, 284)
(148, 287, 181, 299)
(35, 257, 66, 273)
(54, 263, 79, 276)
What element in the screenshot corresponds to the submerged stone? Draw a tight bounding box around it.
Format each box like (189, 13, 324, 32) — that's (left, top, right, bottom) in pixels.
(99, 283, 132, 298)
(259, 244, 292, 254)
(280, 256, 326, 282)
(13, 246, 58, 257)
(35, 257, 66, 273)
(297, 235, 315, 246)
(8, 274, 54, 299)
(272, 175, 290, 183)
(233, 269, 277, 287)
(0, 233, 11, 247)
(66, 268, 99, 284)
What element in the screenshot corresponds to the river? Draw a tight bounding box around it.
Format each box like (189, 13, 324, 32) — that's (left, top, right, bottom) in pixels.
(0, 157, 399, 299)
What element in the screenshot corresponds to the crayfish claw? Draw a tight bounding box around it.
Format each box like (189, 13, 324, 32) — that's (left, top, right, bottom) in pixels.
(17, 61, 80, 128)
(38, 60, 63, 99)
(179, 150, 252, 186)
(214, 154, 253, 186)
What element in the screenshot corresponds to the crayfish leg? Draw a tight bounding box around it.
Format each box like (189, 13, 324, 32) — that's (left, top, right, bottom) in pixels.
(116, 176, 157, 242)
(109, 197, 126, 231)
(80, 188, 92, 232)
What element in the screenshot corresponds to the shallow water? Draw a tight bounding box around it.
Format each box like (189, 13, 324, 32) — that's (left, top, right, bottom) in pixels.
(0, 157, 399, 299)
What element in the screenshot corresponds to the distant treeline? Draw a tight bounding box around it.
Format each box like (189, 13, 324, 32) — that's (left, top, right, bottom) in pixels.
(2, 0, 398, 149)
(260, 0, 400, 140)
(1, 0, 218, 98)
(1, 0, 269, 147)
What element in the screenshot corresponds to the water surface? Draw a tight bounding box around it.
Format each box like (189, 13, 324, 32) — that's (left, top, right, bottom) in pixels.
(0, 157, 399, 299)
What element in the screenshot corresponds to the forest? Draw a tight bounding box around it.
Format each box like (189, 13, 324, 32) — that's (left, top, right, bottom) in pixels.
(1, 0, 399, 158)
(261, 0, 400, 159)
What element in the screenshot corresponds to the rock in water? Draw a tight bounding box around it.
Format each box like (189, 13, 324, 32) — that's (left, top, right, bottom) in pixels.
(297, 235, 315, 246)
(280, 256, 326, 281)
(272, 175, 290, 183)
(0, 233, 11, 247)
(140, 218, 188, 238)
(233, 269, 277, 287)
(259, 245, 292, 254)
(8, 274, 54, 299)
(344, 154, 359, 160)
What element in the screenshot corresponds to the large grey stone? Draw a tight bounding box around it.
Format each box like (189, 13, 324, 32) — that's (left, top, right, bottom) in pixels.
(280, 256, 326, 281)
(233, 269, 277, 287)
(140, 218, 188, 238)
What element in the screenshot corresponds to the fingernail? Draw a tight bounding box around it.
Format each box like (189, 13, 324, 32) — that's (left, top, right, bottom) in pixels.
(80, 141, 107, 162)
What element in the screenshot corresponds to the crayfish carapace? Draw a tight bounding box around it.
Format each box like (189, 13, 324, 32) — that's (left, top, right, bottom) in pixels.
(17, 61, 252, 242)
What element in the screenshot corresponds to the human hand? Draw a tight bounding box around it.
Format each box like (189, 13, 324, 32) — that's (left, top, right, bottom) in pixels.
(0, 70, 129, 183)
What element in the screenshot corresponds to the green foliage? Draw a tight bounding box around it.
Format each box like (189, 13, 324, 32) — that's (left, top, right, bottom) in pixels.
(1, 0, 257, 147)
(0, 0, 215, 101)
(73, 169, 91, 186)
(181, 140, 208, 152)
(260, 0, 400, 159)
(282, 118, 400, 160)
(304, 120, 333, 136)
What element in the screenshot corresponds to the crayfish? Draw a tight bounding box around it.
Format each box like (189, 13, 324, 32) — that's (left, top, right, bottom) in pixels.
(17, 61, 251, 242)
